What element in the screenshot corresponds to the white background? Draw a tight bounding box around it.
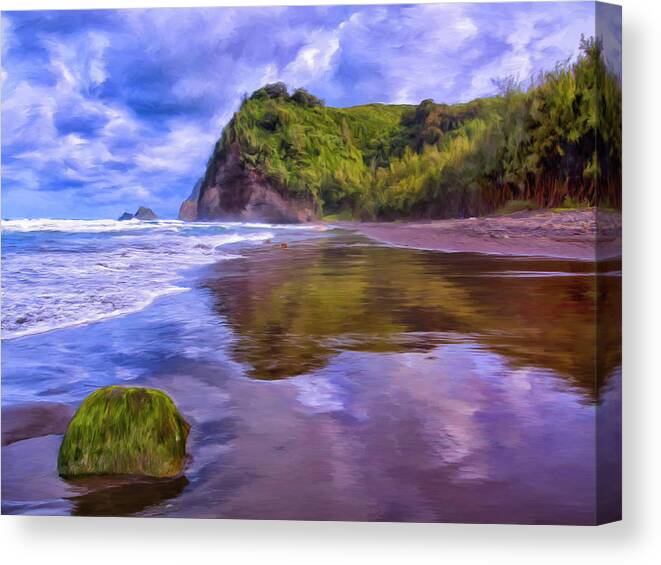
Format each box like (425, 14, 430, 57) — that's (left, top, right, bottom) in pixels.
(0, 0, 659, 563)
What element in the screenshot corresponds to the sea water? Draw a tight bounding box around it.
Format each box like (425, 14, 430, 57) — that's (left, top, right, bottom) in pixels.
(1, 218, 322, 403)
(1, 218, 318, 340)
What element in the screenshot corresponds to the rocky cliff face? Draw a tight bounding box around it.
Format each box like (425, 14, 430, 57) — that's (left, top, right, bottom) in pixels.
(178, 178, 202, 222)
(179, 143, 316, 223)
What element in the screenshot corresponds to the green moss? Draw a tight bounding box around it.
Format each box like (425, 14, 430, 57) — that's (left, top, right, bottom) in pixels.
(58, 386, 190, 479)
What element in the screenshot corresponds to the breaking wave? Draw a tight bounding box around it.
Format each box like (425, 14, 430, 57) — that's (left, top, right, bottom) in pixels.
(1, 219, 287, 339)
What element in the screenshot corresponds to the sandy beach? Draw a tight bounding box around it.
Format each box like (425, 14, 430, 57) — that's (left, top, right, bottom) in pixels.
(343, 208, 622, 261)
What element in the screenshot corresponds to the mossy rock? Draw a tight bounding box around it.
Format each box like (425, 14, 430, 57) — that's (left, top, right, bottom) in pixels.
(58, 386, 190, 479)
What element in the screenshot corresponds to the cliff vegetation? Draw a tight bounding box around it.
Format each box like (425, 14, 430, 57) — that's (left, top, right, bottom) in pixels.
(193, 37, 621, 221)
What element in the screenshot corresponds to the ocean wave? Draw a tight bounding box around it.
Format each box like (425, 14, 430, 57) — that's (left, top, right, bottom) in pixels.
(1, 218, 183, 233)
(5, 286, 190, 340)
(1, 218, 327, 233)
(1, 225, 276, 340)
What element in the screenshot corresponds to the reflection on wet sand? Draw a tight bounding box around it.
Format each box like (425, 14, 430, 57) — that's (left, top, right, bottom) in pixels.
(205, 233, 621, 399)
(164, 348, 620, 523)
(68, 476, 189, 517)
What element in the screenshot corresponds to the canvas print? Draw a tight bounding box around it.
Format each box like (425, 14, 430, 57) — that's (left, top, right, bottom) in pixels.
(1, 2, 621, 524)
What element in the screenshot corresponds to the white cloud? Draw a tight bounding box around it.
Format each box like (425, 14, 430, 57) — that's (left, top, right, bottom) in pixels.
(460, 3, 595, 100)
(282, 30, 340, 87)
(334, 4, 481, 104)
(134, 121, 217, 175)
(2, 28, 220, 216)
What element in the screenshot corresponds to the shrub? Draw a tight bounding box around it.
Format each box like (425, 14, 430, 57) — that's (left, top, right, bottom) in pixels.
(291, 88, 324, 107)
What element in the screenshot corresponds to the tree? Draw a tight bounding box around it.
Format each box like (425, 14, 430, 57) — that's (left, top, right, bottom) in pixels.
(291, 87, 324, 107)
(251, 82, 289, 100)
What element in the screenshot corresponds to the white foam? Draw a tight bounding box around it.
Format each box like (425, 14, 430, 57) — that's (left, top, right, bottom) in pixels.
(1, 218, 328, 233)
(1, 218, 185, 233)
(1, 224, 276, 340)
(5, 286, 190, 340)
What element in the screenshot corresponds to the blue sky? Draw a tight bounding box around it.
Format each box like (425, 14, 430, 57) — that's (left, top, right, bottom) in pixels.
(1, 2, 618, 219)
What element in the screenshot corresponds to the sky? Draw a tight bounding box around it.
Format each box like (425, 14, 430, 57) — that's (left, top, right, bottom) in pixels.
(0, 2, 620, 219)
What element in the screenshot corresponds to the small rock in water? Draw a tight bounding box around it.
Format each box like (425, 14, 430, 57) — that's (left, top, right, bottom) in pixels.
(58, 386, 190, 479)
(280, 242, 288, 249)
(117, 212, 134, 221)
(134, 206, 158, 220)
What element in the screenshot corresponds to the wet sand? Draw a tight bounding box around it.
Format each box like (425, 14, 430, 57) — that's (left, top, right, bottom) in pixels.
(2, 402, 74, 446)
(344, 209, 621, 261)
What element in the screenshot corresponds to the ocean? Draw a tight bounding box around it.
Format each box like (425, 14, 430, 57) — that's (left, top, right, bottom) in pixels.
(1, 219, 320, 341)
(1, 219, 322, 403)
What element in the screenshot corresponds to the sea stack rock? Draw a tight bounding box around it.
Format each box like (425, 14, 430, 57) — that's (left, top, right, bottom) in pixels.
(118, 212, 134, 221)
(58, 386, 190, 478)
(134, 206, 158, 220)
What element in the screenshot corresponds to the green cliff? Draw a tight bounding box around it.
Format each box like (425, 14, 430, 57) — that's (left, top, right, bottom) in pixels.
(181, 37, 621, 222)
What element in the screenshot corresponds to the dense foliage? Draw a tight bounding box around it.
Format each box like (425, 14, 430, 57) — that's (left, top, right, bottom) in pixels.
(206, 37, 621, 219)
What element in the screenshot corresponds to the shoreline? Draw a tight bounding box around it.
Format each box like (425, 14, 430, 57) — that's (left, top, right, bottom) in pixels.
(336, 208, 621, 262)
